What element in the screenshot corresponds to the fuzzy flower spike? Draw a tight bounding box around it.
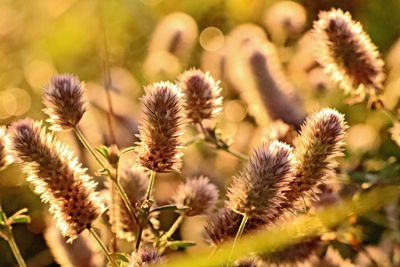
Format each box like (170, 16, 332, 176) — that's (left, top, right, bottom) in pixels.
(136, 81, 186, 173)
(226, 140, 295, 221)
(43, 74, 87, 131)
(7, 119, 104, 241)
(172, 175, 219, 216)
(313, 9, 385, 106)
(0, 126, 12, 171)
(284, 108, 347, 210)
(177, 69, 223, 124)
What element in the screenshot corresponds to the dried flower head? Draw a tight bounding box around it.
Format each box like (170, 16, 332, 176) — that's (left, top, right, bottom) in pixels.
(261, 237, 321, 265)
(226, 141, 295, 221)
(204, 208, 267, 245)
(136, 81, 186, 172)
(177, 69, 223, 124)
(172, 175, 219, 216)
(0, 126, 12, 171)
(44, 218, 103, 267)
(313, 9, 385, 104)
(7, 119, 103, 241)
(107, 165, 151, 241)
(129, 247, 162, 267)
(284, 108, 347, 210)
(43, 74, 87, 131)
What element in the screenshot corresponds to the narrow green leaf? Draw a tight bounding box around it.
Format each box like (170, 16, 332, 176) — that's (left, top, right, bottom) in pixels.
(120, 146, 136, 155)
(9, 215, 31, 224)
(150, 204, 189, 213)
(112, 252, 130, 263)
(168, 240, 196, 250)
(96, 145, 109, 160)
(0, 210, 6, 226)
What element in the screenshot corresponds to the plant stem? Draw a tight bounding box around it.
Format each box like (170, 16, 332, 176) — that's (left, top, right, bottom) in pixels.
(7, 231, 27, 267)
(229, 214, 248, 265)
(158, 213, 185, 253)
(198, 123, 248, 161)
(89, 228, 116, 267)
(145, 171, 157, 200)
(114, 179, 139, 224)
(73, 127, 108, 170)
(136, 170, 157, 250)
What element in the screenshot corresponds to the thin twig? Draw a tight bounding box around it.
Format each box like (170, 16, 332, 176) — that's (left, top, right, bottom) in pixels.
(7, 230, 27, 267)
(89, 227, 116, 267)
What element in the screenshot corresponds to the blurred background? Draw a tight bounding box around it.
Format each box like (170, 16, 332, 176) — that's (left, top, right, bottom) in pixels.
(1, 0, 400, 266)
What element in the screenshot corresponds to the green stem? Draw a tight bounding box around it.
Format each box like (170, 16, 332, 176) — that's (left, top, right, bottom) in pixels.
(229, 214, 248, 265)
(89, 228, 116, 267)
(73, 128, 108, 170)
(198, 123, 248, 161)
(158, 213, 185, 253)
(7, 231, 27, 267)
(136, 170, 157, 250)
(114, 179, 139, 225)
(145, 171, 157, 200)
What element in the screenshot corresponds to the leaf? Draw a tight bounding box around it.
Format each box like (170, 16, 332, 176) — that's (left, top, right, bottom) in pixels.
(112, 252, 130, 263)
(0, 210, 6, 226)
(96, 145, 109, 160)
(120, 146, 136, 155)
(9, 215, 31, 224)
(150, 204, 189, 213)
(168, 240, 196, 250)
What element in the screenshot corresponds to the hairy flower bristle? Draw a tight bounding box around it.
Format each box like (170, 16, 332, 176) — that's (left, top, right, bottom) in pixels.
(136, 81, 186, 172)
(204, 209, 268, 245)
(226, 141, 295, 221)
(43, 74, 87, 131)
(235, 257, 261, 267)
(44, 219, 103, 267)
(0, 126, 12, 171)
(7, 119, 104, 240)
(172, 175, 219, 216)
(284, 108, 347, 210)
(261, 237, 321, 265)
(177, 69, 223, 124)
(313, 9, 385, 103)
(107, 165, 157, 242)
(129, 247, 162, 267)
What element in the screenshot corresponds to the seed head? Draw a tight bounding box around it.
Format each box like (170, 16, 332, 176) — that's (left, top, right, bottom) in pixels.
(177, 69, 223, 124)
(172, 175, 219, 216)
(43, 74, 87, 131)
(129, 247, 162, 267)
(107, 165, 150, 241)
(44, 219, 103, 267)
(313, 9, 385, 104)
(7, 119, 104, 241)
(226, 141, 295, 221)
(0, 126, 12, 171)
(136, 81, 186, 173)
(284, 108, 347, 210)
(204, 208, 267, 245)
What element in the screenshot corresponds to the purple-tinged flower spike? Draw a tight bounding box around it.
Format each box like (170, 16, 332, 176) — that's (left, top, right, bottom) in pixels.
(0, 126, 12, 171)
(44, 219, 104, 267)
(172, 175, 219, 216)
(284, 108, 347, 210)
(136, 81, 186, 173)
(7, 119, 104, 241)
(43, 74, 87, 131)
(204, 208, 267, 246)
(313, 9, 385, 105)
(226, 141, 295, 221)
(261, 237, 321, 265)
(107, 165, 158, 242)
(234, 257, 262, 267)
(129, 247, 162, 267)
(177, 69, 223, 124)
